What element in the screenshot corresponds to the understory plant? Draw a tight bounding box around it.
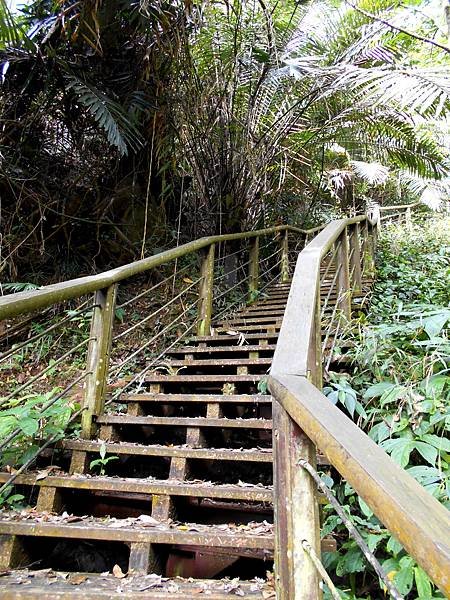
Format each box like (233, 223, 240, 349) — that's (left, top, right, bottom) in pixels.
(322, 215, 449, 599)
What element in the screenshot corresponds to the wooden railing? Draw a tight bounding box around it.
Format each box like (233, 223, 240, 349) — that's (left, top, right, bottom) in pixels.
(269, 209, 450, 599)
(0, 223, 317, 448)
(1, 203, 448, 598)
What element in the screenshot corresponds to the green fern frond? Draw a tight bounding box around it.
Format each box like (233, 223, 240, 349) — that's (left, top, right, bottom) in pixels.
(65, 76, 143, 156)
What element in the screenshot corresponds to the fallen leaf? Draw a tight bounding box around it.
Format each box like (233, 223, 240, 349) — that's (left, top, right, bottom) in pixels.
(68, 574, 87, 585)
(113, 564, 127, 579)
(137, 514, 159, 525)
(36, 470, 49, 481)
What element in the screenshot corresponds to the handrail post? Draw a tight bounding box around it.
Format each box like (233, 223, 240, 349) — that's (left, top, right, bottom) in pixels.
(280, 230, 289, 283)
(248, 237, 259, 303)
(81, 283, 117, 439)
(272, 272, 322, 599)
(363, 220, 376, 277)
(197, 243, 215, 336)
(335, 228, 351, 320)
(348, 222, 362, 294)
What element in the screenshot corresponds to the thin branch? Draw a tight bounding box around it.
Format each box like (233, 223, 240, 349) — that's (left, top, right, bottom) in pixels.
(345, 0, 450, 55)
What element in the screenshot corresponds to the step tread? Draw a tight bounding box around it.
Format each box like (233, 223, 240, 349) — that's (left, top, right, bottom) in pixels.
(190, 333, 279, 342)
(0, 511, 274, 547)
(218, 316, 283, 325)
(127, 374, 265, 383)
(0, 472, 273, 501)
(0, 572, 271, 599)
(158, 358, 272, 366)
(62, 440, 273, 462)
(97, 415, 272, 429)
(168, 345, 276, 354)
(118, 393, 272, 403)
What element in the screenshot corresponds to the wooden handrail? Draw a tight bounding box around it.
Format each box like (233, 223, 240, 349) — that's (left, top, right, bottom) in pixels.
(269, 376, 450, 595)
(0, 224, 317, 320)
(269, 211, 450, 598)
(379, 201, 420, 211)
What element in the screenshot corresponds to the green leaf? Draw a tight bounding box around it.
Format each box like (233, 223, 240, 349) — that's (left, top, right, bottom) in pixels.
(363, 381, 396, 399)
(414, 566, 432, 598)
(422, 312, 449, 338)
(366, 533, 385, 552)
(394, 564, 414, 596)
(387, 535, 403, 556)
(381, 437, 414, 467)
(336, 545, 365, 575)
(420, 434, 450, 453)
(414, 441, 438, 466)
(19, 417, 39, 437)
(358, 497, 373, 518)
(99, 442, 107, 460)
(344, 392, 356, 417)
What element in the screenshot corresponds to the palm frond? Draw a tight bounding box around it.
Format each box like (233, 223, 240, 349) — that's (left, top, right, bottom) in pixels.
(350, 160, 389, 184)
(65, 76, 143, 156)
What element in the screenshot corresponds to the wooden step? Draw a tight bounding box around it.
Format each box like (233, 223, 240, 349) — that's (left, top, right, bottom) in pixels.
(189, 333, 279, 343)
(0, 512, 274, 550)
(62, 440, 273, 462)
(218, 316, 283, 326)
(0, 472, 273, 502)
(129, 374, 265, 383)
(97, 415, 272, 430)
(158, 358, 272, 367)
(118, 393, 272, 404)
(62, 441, 329, 466)
(0, 572, 271, 599)
(241, 306, 285, 318)
(167, 345, 277, 355)
(215, 325, 281, 333)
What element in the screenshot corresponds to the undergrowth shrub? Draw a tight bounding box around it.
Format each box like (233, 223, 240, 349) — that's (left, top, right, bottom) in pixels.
(323, 216, 449, 599)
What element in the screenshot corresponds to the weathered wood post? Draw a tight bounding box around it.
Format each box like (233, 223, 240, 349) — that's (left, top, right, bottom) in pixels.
(335, 228, 351, 320)
(280, 230, 289, 283)
(271, 269, 322, 600)
(248, 237, 259, 303)
(81, 284, 117, 439)
(197, 243, 215, 336)
(348, 222, 362, 294)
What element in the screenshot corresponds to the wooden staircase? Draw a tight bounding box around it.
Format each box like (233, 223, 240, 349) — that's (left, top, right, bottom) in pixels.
(1, 210, 446, 599)
(0, 277, 365, 598)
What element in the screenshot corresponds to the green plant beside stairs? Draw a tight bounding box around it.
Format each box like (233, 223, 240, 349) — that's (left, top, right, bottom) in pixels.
(89, 442, 119, 476)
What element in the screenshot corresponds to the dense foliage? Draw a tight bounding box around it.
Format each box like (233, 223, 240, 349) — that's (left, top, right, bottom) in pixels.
(0, 0, 449, 282)
(323, 215, 450, 599)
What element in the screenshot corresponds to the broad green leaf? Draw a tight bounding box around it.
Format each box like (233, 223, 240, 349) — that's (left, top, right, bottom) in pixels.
(363, 381, 396, 400)
(407, 466, 442, 486)
(414, 566, 432, 598)
(19, 417, 39, 437)
(336, 545, 365, 576)
(358, 497, 373, 518)
(380, 385, 407, 407)
(366, 533, 385, 552)
(381, 438, 414, 467)
(0, 416, 18, 438)
(394, 565, 414, 596)
(420, 434, 450, 453)
(422, 312, 449, 338)
(414, 441, 438, 466)
(344, 392, 356, 417)
(387, 535, 403, 556)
